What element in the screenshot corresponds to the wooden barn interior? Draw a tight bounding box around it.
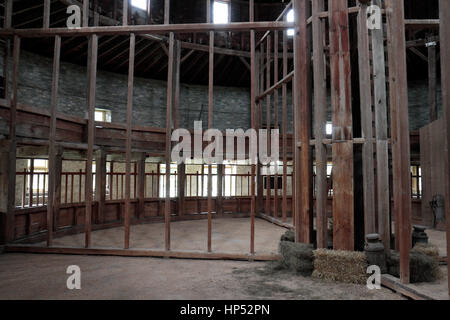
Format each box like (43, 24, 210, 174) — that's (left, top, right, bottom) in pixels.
(0, 0, 449, 300)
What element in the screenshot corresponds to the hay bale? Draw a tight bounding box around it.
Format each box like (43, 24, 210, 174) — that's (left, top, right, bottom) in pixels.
(411, 243, 442, 280)
(387, 247, 441, 283)
(278, 241, 314, 276)
(312, 249, 368, 285)
(280, 230, 295, 242)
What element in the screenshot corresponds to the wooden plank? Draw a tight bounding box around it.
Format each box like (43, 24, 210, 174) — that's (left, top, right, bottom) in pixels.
(386, 0, 412, 284)
(282, 28, 288, 223)
(4, 245, 280, 262)
(250, 0, 256, 254)
(357, 2, 376, 235)
(381, 275, 432, 300)
(266, 34, 271, 217)
(95, 149, 107, 224)
(122, 0, 128, 26)
(372, 0, 391, 254)
(329, 0, 354, 251)
(83, 0, 89, 27)
(428, 41, 437, 122)
(438, 0, 450, 296)
(274, 30, 279, 219)
(164, 32, 174, 251)
(124, 34, 135, 249)
(312, 0, 327, 248)
(85, 34, 98, 248)
(207, 29, 214, 252)
(47, 36, 61, 246)
(43, 0, 51, 29)
(293, 0, 312, 243)
(137, 153, 146, 218)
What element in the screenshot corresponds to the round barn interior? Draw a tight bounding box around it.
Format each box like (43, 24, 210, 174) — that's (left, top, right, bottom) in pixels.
(0, 0, 449, 300)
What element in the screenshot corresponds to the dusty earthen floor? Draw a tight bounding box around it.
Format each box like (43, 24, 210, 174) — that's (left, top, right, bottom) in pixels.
(38, 218, 286, 255)
(0, 253, 403, 300)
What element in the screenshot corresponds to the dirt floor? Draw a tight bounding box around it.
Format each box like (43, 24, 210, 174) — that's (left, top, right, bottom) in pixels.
(38, 218, 286, 255)
(0, 253, 403, 300)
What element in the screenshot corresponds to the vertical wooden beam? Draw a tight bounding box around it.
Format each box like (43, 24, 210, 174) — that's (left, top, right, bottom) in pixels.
(137, 153, 146, 218)
(293, 0, 312, 243)
(95, 149, 106, 224)
(386, 0, 412, 284)
(217, 164, 224, 215)
(372, 0, 390, 253)
(47, 35, 61, 246)
(165, 32, 175, 251)
(428, 40, 437, 123)
(438, 0, 450, 296)
(282, 27, 288, 223)
(250, 0, 256, 254)
(357, 1, 376, 236)
(266, 34, 271, 217)
(83, 0, 89, 27)
(85, 34, 97, 249)
(123, 0, 128, 26)
(164, 0, 170, 25)
(43, 0, 51, 29)
(207, 1, 214, 252)
(312, 0, 328, 248)
(274, 30, 279, 219)
(124, 33, 135, 249)
(329, 0, 354, 251)
(4, 0, 12, 29)
(177, 163, 185, 216)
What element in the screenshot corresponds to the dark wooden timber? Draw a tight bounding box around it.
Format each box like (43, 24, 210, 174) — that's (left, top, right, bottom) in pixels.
(329, 0, 354, 251)
(438, 0, 450, 295)
(386, 0, 412, 284)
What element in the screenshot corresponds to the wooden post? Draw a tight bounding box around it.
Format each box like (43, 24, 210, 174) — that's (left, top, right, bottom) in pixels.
(177, 163, 185, 216)
(217, 164, 224, 215)
(207, 0, 214, 253)
(137, 153, 146, 218)
(386, 0, 412, 284)
(328, 0, 354, 251)
(293, 0, 312, 244)
(372, 0, 390, 254)
(95, 149, 107, 224)
(266, 34, 271, 217)
(438, 0, 450, 295)
(250, 0, 256, 254)
(44, 0, 51, 29)
(47, 35, 61, 246)
(83, 0, 89, 27)
(124, 34, 135, 249)
(274, 30, 279, 219)
(165, 32, 175, 251)
(428, 39, 437, 122)
(85, 34, 98, 248)
(357, 1, 376, 235)
(123, 0, 128, 26)
(282, 27, 288, 223)
(164, 0, 170, 25)
(312, 0, 328, 248)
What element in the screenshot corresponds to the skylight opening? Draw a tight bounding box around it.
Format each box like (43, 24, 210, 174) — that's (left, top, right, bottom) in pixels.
(131, 0, 148, 11)
(213, 1, 229, 24)
(287, 9, 294, 36)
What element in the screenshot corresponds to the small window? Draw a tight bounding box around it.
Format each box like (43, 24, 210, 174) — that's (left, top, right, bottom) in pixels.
(131, 0, 148, 10)
(95, 108, 112, 123)
(287, 9, 294, 37)
(326, 123, 333, 136)
(213, 1, 230, 24)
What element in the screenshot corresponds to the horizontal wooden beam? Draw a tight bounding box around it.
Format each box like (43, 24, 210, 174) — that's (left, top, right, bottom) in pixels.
(5, 245, 280, 262)
(0, 22, 294, 38)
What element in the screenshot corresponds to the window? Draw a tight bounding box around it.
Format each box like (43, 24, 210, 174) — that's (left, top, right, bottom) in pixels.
(287, 9, 294, 36)
(213, 1, 229, 24)
(131, 0, 148, 11)
(326, 123, 333, 136)
(411, 165, 422, 199)
(95, 108, 112, 122)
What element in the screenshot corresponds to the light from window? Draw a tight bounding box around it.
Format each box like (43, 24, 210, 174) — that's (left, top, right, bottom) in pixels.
(213, 1, 229, 24)
(326, 123, 333, 135)
(131, 0, 148, 10)
(95, 108, 112, 123)
(287, 9, 294, 36)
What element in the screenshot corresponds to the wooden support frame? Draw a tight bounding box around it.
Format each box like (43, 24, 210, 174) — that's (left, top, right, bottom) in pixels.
(250, 0, 256, 254)
(47, 35, 61, 246)
(43, 0, 51, 29)
(328, 0, 354, 251)
(312, 0, 328, 248)
(84, 34, 98, 249)
(265, 34, 271, 218)
(124, 33, 135, 249)
(207, 0, 214, 253)
(372, 0, 390, 254)
(292, 0, 312, 243)
(274, 30, 279, 219)
(386, 0, 412, 284)
(438, 0, 450, 296)
(95, 149, 107, 224)
(428, 38, 438, 123)
(357, 1, 376, 235)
